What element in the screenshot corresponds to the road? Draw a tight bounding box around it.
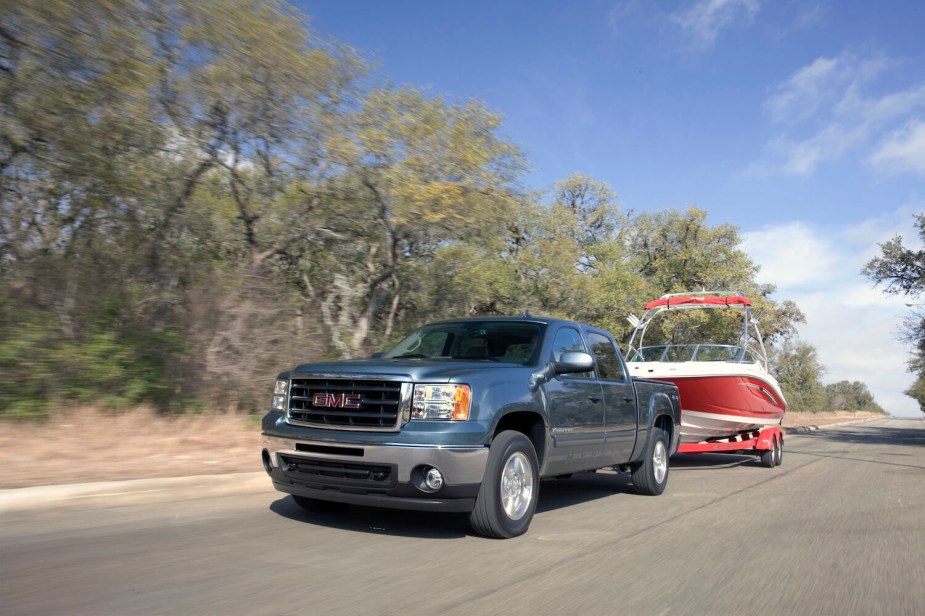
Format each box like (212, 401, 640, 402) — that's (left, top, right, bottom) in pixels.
(2, 417, 923, 615)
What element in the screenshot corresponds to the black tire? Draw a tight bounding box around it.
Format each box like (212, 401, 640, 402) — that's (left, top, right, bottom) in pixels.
(292, 495, 348, 513)
(774, 435, 783, 467)
(759, 439, 775, 468)
(632, 427, 669, 495)
(469, 431, 539, 539)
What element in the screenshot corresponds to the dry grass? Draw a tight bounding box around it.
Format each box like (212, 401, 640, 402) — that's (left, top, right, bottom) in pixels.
(781, 410, 884, 428)
(0, 407, 886, 490)
(0, 408, 262, 489)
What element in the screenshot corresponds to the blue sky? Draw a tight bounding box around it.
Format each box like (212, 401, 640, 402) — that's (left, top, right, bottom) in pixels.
(296, 0, 925, 416)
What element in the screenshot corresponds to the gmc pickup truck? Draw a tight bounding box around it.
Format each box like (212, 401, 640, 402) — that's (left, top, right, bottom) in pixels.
(261, 316, 681, 538)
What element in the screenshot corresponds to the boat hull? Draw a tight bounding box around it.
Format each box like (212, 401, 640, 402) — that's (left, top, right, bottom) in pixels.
(628, 366, 786, 442)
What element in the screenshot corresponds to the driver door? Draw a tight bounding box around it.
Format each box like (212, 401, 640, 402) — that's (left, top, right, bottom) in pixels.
(543, 326, 607, 472)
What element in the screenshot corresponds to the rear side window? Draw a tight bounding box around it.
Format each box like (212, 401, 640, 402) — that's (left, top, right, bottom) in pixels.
(588, 332, 625, 381)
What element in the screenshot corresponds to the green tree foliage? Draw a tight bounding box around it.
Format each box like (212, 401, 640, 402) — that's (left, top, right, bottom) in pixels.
(903, 374, 925, 413)
(301, 87, 525, 356)
(824, 381, 886, 414)
(772, 340, 827, 412)
(621, 208, 804, 347)
(863, 213, 925, 414)
(625, 208, 755, 292)
(863, 214, 925, 296)
(0, 0, 364, 413)
(0, 1, 815, 418)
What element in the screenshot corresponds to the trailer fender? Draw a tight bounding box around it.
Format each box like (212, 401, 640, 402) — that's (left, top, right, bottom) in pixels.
(755, 427, 781, 451)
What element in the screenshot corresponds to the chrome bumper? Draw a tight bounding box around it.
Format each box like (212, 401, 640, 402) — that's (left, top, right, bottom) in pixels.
(261, 435, 489, 485)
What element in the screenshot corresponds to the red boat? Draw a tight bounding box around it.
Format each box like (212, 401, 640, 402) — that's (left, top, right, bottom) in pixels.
(624, 292, 787, 444)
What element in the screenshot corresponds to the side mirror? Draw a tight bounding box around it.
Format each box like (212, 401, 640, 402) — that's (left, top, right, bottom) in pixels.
(552, 351, 594, 375)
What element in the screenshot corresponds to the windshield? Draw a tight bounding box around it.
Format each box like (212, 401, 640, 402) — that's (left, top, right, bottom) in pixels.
(631, 344, 753, 363)
(383, 321, 544, 365)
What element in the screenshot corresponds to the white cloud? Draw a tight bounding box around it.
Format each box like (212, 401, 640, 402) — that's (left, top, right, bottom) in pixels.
(768, 124, 865, 175)
(741, 221, 840, 288)
(754, 52, 925, 176)
(764, 56, 844, 124)
(742, 205, 924, 417)
(869, 119, 925, 176)
(671, 0, 760, 48)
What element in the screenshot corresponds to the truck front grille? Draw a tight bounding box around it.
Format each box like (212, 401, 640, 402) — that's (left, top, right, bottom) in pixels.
(287, 377, 408, 431)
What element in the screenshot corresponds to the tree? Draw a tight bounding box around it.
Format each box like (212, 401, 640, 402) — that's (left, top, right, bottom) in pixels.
(824, 381, 885, 414)
(0, 0, 367, 412)
(863, 214, 925, 295)
(772, 340, 827, 412)
(903, 375, 925, 413)
(0, 2, 812, 418)
(863, 213, 925, 414)
(621, 208, 804, 347)
(624, 208, 755, 291)
(551, 173, 625, 257)
(297, 87, 526, 357)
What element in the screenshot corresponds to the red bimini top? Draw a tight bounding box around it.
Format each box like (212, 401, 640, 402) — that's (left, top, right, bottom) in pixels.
(643, 295, 752, 310)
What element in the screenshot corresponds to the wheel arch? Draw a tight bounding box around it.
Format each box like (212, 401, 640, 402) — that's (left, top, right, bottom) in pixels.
(647, 391, 679, 455)
(493, 411, 546, 469)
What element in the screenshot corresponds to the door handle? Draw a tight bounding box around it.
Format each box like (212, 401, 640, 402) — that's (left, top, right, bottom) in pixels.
(622, 396, 633, 403)
(589, 396, 602, 404)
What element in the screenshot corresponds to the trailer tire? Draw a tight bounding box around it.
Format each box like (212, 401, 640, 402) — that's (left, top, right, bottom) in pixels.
(760, 442, 775, 468)
(774, 435, 783, 466)
(632, 427, 669, 495)
(470, 430, 539, 539)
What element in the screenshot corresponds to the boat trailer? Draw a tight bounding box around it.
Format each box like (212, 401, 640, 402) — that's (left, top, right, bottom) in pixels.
(676, 425, 783, 468)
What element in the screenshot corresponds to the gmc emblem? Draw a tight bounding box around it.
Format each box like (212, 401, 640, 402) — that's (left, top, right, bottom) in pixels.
(312, 392, 362, 409)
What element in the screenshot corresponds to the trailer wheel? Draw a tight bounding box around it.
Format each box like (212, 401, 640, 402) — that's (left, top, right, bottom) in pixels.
(470, 430, 539, 539)
(759, 441, 775, 468)
(632, 427, 669, 495)
(774, 435, 783, 466)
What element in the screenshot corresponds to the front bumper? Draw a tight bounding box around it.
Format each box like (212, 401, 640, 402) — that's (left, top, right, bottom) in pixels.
(261, 435, 489, 513)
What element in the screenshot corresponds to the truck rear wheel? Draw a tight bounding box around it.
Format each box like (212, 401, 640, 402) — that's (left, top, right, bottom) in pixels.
(632, 427, 669, 495)
(470, 430, 539, 539)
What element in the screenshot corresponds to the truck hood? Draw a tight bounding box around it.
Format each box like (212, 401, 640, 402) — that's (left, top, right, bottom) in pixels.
(283, 358, 526, 383)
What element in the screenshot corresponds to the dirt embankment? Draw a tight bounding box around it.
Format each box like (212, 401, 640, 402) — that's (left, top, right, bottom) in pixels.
(0, 409, 263, 489)
(0, 408, 885, 490)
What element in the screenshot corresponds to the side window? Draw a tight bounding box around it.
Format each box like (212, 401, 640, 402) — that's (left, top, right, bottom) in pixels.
(550, 327, 593, 379)
(588, 332, 625, 381)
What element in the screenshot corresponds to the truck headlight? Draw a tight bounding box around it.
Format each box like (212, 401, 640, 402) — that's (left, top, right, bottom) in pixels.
(411, 384, 471, 420)
(272, 379, 288, 411)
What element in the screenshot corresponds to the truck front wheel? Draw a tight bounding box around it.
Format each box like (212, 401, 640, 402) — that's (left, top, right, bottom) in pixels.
(470, 430, 539, 539)
(632, 427, 669, 495)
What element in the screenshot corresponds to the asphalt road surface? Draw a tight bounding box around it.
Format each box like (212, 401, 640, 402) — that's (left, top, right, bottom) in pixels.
(2, 417, 923, 615)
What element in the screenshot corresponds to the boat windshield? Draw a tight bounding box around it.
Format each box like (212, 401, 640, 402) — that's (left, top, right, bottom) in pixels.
(631, 344, 755, 363)
(382, 321, 545, 365)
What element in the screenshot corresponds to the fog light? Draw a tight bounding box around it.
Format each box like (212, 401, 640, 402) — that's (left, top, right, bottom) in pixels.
(424, 467, 444, 491)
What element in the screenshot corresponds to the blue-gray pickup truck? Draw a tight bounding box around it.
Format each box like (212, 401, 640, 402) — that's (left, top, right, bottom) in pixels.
(261, 316, 681, 538)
